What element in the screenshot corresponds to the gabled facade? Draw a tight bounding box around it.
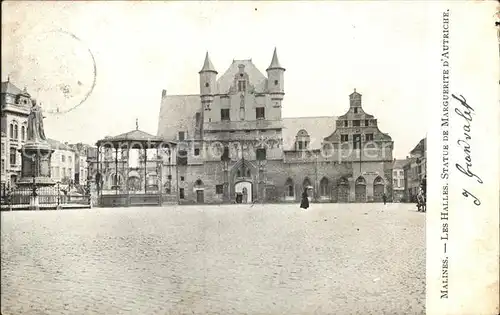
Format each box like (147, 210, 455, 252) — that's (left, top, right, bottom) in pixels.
(153, 49, 395, 204)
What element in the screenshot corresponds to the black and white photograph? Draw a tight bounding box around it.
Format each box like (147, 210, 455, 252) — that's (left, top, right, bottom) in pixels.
(1, 1, 498, 315)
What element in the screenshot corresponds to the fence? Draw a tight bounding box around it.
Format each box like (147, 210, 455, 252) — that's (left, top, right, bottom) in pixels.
(1, 186, 91, 210)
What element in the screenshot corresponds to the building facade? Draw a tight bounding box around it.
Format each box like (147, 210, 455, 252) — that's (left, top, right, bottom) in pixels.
(1, 79, 32, 188)
(68, 143, 91, 186)
(392, 159, 406, 202)
(149, 49, 394, 204)
(403, 137, 426, 202)
(47, 139, 76, 184)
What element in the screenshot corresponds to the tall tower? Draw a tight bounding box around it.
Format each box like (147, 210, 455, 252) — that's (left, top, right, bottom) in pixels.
(199, 52, 217, 111)
(266, 48, 285, 108)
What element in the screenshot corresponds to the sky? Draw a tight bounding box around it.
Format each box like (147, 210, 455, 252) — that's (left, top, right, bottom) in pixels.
(1, 1, 443, 159)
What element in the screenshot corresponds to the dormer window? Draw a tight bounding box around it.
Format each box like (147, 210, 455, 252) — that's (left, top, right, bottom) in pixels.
(354, 107, 358, 114)
(344, 120, 348, 127)
(205, 83, 209, 88)
(274, 80, 278, 85)
(295, 129, 310, 151)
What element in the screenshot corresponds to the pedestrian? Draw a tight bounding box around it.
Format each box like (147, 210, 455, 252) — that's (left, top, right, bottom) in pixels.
(300, 187, 309, 209)
(382, 193, 387, 205)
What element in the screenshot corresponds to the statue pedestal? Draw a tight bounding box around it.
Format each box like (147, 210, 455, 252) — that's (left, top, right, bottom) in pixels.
(17, 141, 55, 187)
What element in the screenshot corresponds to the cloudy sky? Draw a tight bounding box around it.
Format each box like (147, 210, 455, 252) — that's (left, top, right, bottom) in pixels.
(1, 1, 482, 159)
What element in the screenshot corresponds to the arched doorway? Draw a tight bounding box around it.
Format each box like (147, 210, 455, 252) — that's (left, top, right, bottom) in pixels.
(235, 181, 252, 203)
(337, 177, 349, 203)
(373, 176, 385, 202)
(194, 179, 204, 203)
(284, 178, 294, 201)
(319, 177, 329, 199)
(355, 176, 367, 202)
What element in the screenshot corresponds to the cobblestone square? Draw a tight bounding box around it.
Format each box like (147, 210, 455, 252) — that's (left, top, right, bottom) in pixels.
(1, 203, 425, 315)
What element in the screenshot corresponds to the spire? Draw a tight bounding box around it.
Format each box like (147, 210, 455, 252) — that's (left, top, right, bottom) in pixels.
(136, 118, 139, 130)
(199, 51, 217, 74)
(267, 47, 284, 71)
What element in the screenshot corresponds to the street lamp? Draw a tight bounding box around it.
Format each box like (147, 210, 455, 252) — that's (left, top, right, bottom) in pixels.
(57, 181, 61, 207)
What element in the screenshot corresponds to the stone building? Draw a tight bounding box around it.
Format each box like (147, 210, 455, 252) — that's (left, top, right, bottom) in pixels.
(154, 49, 394, 204)
(1, 79, 32, 188)
(68, 143, 92, 185)
(403, 137, 426, 202)
(392, 159, 406, 202)
(47, 139, 76, 184)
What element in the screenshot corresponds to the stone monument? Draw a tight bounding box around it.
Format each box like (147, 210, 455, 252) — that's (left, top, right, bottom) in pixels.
(17, 99, 55, 209)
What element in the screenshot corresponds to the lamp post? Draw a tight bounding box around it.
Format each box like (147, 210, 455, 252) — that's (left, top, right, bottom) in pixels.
(57, 181, 61, 208)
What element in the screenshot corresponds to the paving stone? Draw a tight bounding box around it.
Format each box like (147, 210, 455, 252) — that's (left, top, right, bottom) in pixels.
(1, 203, 425, 315)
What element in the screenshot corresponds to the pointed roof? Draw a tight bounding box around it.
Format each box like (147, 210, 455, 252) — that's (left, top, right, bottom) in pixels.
(267, 47, 285, 71)
(199, 52, 217, 74)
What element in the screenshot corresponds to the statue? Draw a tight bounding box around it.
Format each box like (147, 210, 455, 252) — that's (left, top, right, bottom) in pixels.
(26, 99, 47, 142)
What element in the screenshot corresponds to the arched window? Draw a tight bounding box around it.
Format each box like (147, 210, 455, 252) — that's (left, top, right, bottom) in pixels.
(374, 176, 384, 185)
(9, 124, 13, 139)
(285, 178, 294, 197)
(320, 177, 329, 196)
(195, 179, 203, 186)
(355, 176, 366, 185)
(14, 124, 18, 139)
(21, 126, 25, 141)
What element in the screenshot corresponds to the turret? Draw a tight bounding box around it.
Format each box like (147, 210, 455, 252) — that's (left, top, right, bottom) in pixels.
(199, 52, 217, 111)
(349, 88, 362, 108)
(266, 48, 285, 104)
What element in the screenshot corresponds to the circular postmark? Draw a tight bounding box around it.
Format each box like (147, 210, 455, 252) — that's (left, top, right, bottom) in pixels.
(20, 29, 97, 115)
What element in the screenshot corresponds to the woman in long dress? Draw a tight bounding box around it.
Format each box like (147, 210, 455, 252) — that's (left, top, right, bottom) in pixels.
(26, 100, 46, 142)
(300, 187, 309, 209)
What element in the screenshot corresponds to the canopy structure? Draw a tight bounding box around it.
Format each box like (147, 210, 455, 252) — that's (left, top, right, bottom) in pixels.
(95, 128, 176, 207)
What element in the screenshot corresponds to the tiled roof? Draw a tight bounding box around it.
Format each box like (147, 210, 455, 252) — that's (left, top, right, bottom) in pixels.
(282, 116, 337, 150)
(157, 94, 201, 141)
(217, 60, 268, 94)
(1, 81, 23, 95)
(393, 159, 407, 170)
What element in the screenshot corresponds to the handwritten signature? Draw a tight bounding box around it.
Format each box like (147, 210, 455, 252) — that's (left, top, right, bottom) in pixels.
(452, 94, 482, 206)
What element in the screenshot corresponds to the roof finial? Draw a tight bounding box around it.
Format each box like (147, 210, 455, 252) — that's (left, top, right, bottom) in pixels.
(7, 75, 10, 82)
(136, 118, 139, 130)
(354, 88, 356, 93)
